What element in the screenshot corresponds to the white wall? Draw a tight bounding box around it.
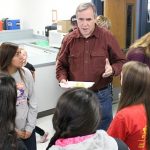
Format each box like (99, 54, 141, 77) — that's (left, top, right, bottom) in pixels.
(0, 0, 22, 19)
(0, 0, 90, 35)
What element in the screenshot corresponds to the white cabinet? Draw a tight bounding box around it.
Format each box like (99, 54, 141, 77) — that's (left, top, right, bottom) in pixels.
(23, 45, 65, 113)
(35, 65, 65, 112)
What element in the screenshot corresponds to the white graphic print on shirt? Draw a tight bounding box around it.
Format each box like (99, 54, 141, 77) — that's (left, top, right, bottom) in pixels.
(16, 82, 27, 105)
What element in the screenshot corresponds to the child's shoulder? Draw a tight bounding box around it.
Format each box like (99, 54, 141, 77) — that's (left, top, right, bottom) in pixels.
(22, 67, 32, 76)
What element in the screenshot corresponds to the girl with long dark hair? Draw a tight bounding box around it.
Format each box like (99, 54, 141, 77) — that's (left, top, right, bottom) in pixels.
(0, 42, 38, 150)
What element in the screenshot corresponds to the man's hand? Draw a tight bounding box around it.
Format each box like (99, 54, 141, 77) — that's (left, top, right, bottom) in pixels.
(102, 58, 114, 78)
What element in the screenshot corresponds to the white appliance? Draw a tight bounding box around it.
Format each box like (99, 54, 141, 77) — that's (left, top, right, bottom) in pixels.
(48, 31, 65, 48)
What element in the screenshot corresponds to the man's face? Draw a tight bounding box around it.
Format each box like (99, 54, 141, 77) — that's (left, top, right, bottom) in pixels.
(77, 7, 96, 38)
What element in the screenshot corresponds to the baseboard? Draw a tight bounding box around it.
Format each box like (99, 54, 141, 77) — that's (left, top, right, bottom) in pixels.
(37, 108, 55, 118)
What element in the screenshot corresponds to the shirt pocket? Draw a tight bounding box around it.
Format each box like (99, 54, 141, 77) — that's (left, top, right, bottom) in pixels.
(68, 51, 81, 71)
(90, 49, 106, 70)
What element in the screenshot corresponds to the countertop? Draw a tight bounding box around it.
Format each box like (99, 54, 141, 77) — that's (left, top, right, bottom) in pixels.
(22, 44, 58, 67)
(0, 29, 59, 67)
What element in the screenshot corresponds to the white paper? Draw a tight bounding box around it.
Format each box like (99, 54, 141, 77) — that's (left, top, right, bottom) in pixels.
(59, 81, 94, 89)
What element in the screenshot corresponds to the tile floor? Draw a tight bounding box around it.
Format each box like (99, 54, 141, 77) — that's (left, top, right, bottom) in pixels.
(36, 103, 119, 150)
(36, 115, 53, 150)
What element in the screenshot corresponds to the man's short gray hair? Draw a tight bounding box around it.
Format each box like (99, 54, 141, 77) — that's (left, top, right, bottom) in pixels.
(76, 2, 97, 18)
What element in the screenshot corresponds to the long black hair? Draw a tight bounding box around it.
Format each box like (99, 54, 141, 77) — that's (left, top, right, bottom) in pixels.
(0, 72, 17, 150)
(46, 88, 100, 149)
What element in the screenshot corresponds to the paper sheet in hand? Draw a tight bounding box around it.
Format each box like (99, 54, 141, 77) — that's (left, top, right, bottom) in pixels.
(59, 81, 94, 88)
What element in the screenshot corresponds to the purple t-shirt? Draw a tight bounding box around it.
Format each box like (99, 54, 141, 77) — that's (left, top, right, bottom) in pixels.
(126, 47, 150, 68)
